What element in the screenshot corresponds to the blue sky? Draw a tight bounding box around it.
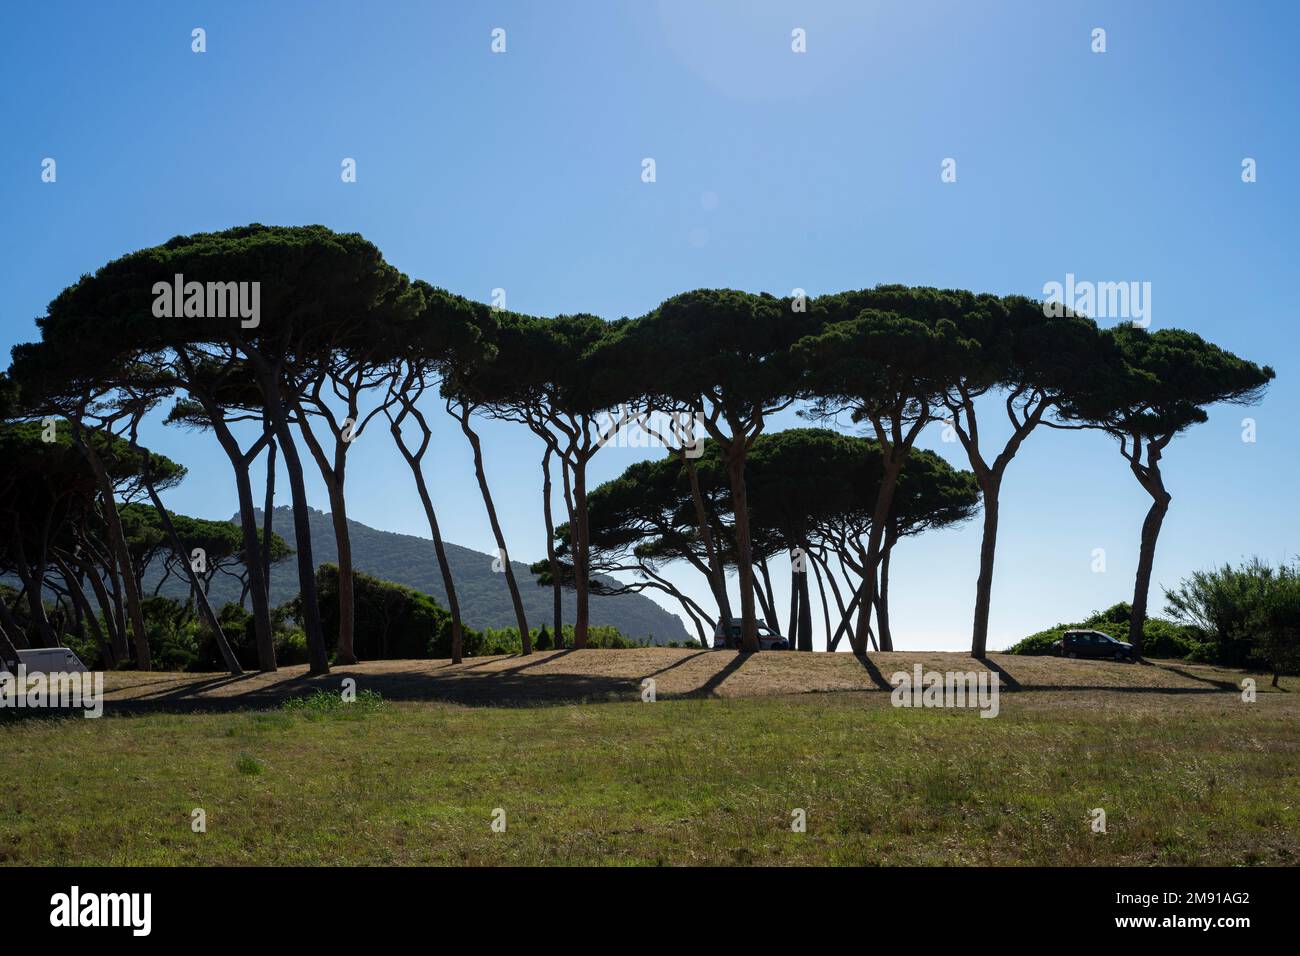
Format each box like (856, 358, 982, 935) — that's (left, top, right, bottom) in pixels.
(2, 1, 1295, 650)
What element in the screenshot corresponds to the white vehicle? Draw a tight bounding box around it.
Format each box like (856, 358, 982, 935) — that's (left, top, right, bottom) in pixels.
(712, 619, 790, 651)
(0, 647, 89, 676)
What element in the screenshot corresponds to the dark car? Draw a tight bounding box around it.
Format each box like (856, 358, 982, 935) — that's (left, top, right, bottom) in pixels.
(1051, 629, 1135, 661)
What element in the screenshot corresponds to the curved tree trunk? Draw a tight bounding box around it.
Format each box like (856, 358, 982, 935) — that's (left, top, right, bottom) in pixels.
(52, 553, 114, 668)
(542, 449, 563, 649)
(457, 406, 530, 653)
(571, 461, 591, 649)
(94, 540, 130, 661)
(1129, 486, 1171, 657)
(192, 404, 276, 671)
(787, 561, 799, 644)
(756, 558, 777, 627)
(11, 526, 58, 648)
(390, 411, 465, 664)
(76, 545, 123, 663)
(810, 553, 831, 652)
(725, 450, 760, 652)
(686, 457, 732, 632)
(796, 556, 813, 651)
(141, 476, 241, 675)
(249, 365, 329, 675)
(80, 444, 150, 668)
(877, 534, 896, 653)
(970, 476, 1000, 658)
(853, 457, 904, 653)
(261, 429, 277, 598)
(292, 400, 357, 666)
(279, 433, 330, 674)
(233, 459, 277, 671)
(324, 479, 357, 663)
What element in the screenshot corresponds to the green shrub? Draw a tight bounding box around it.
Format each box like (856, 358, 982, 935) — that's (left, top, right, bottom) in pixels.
(1006, 603, 1198, 659)
(235, 753, 263, 775)
(535, 625, 553, 651)
(281, 688, 384, 719)
(1005, 628, 1065, 656)
(314, 564, 450, 660)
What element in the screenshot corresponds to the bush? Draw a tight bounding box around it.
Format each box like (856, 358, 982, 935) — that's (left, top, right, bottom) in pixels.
(1163, 559, 1288, 668)
(314, 564, 451, 660)
(1005, 628, 1065, 656)
(141, 596, 201, 671)
(1006, 603, 1198, 659)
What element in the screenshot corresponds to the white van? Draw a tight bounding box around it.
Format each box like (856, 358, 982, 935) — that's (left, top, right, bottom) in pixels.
(0, 647, 89, 676)
(712, 619, 790, 650)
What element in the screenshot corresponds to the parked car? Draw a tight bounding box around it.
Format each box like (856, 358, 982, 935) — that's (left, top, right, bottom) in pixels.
(1051, 629, 1135, 661)
(712, 619, 789, 650)
(0, 647, 89, 676)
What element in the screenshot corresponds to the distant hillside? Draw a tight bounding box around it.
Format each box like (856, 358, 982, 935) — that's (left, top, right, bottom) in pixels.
(145, 507, 689, 644)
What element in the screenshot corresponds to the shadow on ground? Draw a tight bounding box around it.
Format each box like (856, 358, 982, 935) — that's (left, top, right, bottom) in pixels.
(92, 647, 1264, 715)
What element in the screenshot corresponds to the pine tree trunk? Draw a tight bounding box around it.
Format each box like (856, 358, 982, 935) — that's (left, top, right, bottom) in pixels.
(81, 445, 151, 668)
(52, 554, 114, 668)
(854, 456, 903, 653)
(787, 562, 799, 644)
(459, 408, 530, 653)
(232, 459, 277, 671)
(878, 536, 895, 652)
(325, 480, 358, 664)
(261, 432, 277, 601)
(572, 461, 591, 649)
(970, 476, 1000, 659)
(797, 561, 813, 651)
(188, 401, 277, 671)
(244, 364, 327, 671)
(686, 457, 732, 636)
(393, 418, 465, 664)
(142, 474, 242, 675)
(77, 549, 123, 663)
(541, 449, 563, 649)
(284, 447, 330, 673)
(1129, 487, 1171, 658)
(725, 451, 760, 653)
(11, 536, 57, 648)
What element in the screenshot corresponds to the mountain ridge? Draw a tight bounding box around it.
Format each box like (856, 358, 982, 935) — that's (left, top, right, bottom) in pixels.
(147, 506, 689, 643)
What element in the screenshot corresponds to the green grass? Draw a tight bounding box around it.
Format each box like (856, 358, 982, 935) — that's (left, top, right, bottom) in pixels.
(2, 691, 1297, 865)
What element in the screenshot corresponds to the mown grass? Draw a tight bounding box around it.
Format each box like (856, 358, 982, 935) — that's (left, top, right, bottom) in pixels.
(2, 689, 1297, 865)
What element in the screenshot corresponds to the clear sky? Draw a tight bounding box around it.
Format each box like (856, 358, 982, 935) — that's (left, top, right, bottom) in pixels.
(2, 1, 1295, 650)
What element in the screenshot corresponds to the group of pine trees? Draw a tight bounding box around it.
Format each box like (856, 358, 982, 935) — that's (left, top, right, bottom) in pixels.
(0, 224, 1274, 674)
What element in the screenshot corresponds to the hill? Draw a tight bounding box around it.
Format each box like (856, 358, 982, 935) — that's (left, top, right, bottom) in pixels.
(145, 506, 689, 643)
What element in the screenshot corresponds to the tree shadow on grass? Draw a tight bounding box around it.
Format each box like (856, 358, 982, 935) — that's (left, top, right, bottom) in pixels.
(853, 653, 895, 691)
(106, 666, 646, 713)
(98, 650, 1246, 715)
(1145, 661, 1242, 692)
(679, 650, 749, 699)
(978, 656, 1023, 692)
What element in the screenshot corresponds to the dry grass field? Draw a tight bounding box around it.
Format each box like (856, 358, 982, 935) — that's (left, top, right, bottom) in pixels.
(95, 647, 1270, 710)
(4, 650, 1296, 866)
